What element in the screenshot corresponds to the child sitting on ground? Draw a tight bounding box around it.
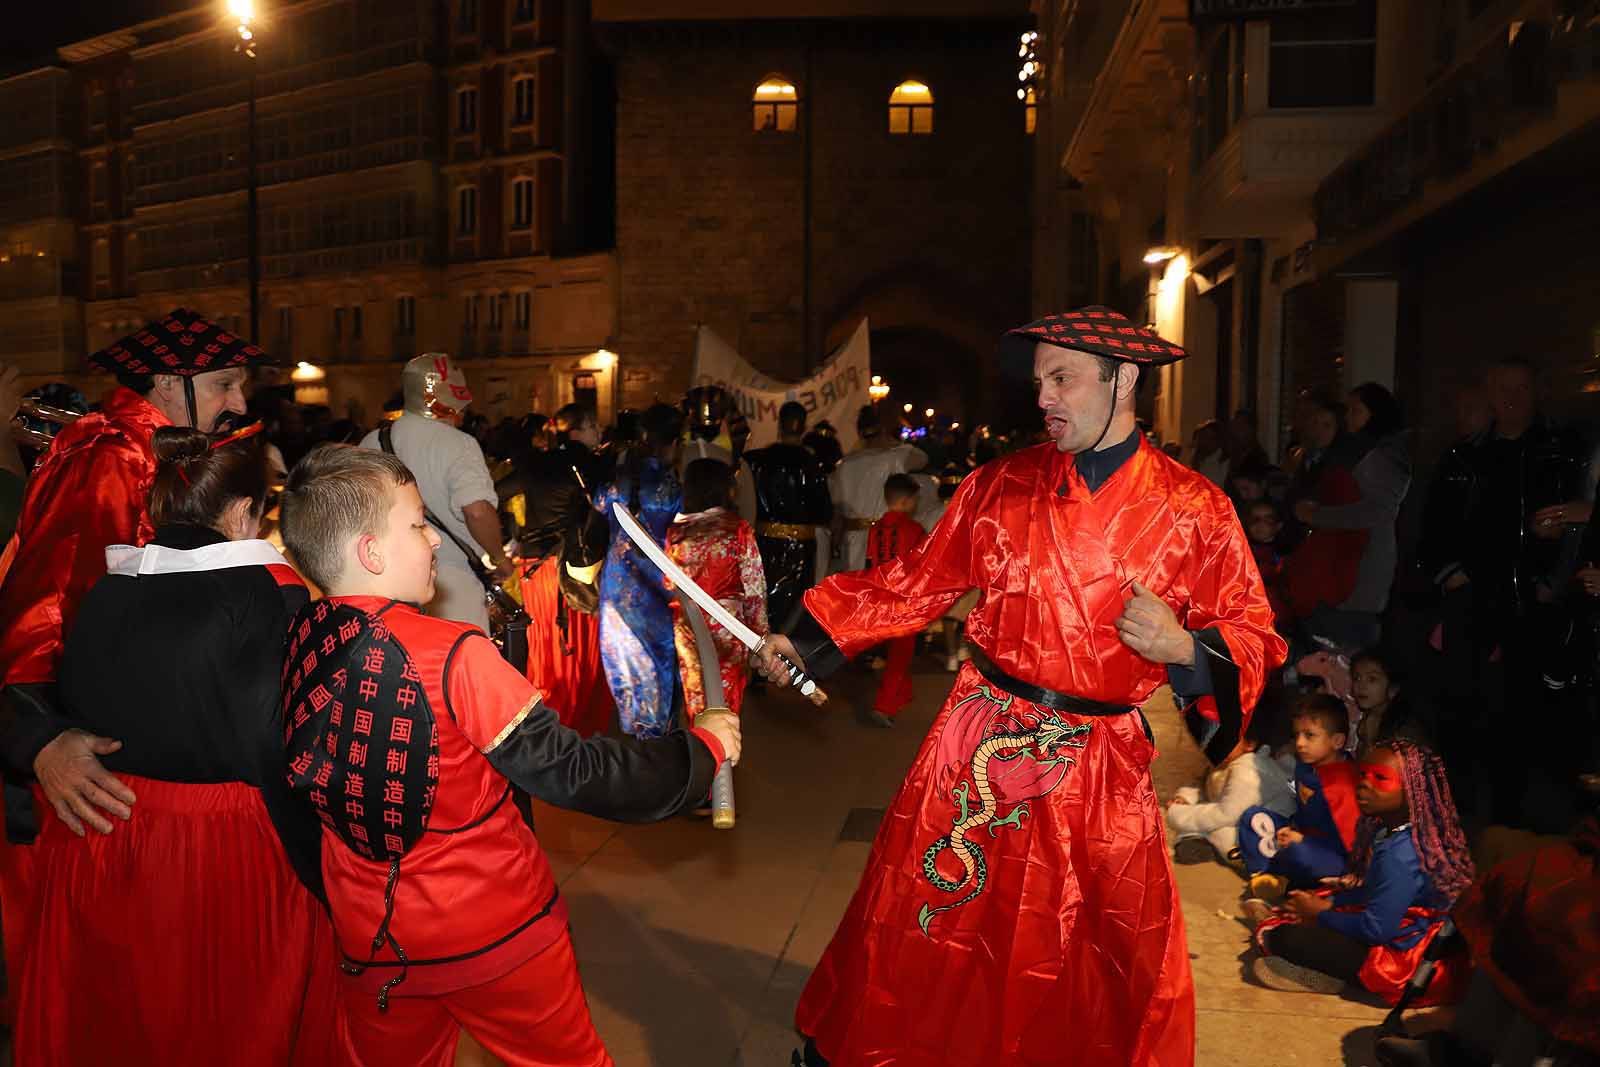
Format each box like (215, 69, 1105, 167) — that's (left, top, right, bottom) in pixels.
(1237, 694, 1360, 900)
(278, 445, 741, 1067)
(1166, 714, 1297, 869)
(1349, 646, 1431, 758)
(1251, 740, 1475, 1001)
(862, 474, 925, 729)
(666, 459, 767, 721)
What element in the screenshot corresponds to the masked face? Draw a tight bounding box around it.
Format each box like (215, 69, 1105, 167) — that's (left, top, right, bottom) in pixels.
(403, 353, 472, 421)
(1356, 747, 1407, 818)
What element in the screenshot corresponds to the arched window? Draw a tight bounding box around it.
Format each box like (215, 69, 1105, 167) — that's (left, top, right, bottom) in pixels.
(1023, 86, 1037, 135)
(888, 80, 933, 135)
(752, 76, 798, 133)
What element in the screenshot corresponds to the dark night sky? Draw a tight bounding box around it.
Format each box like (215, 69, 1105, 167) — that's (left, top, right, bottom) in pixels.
(3, 2, 195, 71)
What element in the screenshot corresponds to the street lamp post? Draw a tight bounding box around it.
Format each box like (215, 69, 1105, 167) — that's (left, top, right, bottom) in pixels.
(229, 0, 260, 343)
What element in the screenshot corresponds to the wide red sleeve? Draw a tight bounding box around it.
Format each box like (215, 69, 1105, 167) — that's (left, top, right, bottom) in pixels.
(0, 436, 151, 685)
(1178, 495, 1289, 761)
(802, 472, 979, 658)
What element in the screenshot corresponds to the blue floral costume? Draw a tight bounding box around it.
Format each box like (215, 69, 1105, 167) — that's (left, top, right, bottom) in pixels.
(595, 458, 683, 738)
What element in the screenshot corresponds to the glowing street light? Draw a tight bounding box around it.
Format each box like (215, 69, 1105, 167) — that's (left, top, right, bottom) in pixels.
(902, 403, 913, 414)
(924, 407, 935, 419)
(869, 374, 890, 401)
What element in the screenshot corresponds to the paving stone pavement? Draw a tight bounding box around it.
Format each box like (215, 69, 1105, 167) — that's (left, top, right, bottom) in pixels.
(528, 656, 1437, 1067)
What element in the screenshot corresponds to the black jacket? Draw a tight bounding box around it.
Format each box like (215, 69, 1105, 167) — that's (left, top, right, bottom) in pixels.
(54, 524, 324, 900)
(1416, 418, 1587, 613)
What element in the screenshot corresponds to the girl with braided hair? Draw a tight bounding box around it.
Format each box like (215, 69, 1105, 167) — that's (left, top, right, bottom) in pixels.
(1251, 740, 1476, 1002)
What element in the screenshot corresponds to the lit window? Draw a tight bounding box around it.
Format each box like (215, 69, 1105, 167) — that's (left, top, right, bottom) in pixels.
(514, 291, 531, 330)
(513, 76, 535, 126)
(752, 77, 798, 133)
(889, 80, 934, 135)
(514, 0, 534, 24)
(457, 0, 478, 34)
(512, 177, 534, 230)
(457, 87, 478, 133)
(1023, 86, 1036, 135)
(489, 292, 504, 330)
(396, 295, 416, 335)
(458, 186, 477, 236)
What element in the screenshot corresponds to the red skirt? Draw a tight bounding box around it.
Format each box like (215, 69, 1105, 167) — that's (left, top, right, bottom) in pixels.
(13, 776, 342, 1066)
(522, 557, 613, 737)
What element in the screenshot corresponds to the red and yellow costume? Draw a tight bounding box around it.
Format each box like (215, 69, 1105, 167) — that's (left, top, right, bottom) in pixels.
(666, 507, 767, 718)
(866, 509, 925, 720)
(790, 433, 1283, 1066)
(520, 557, 614, 737)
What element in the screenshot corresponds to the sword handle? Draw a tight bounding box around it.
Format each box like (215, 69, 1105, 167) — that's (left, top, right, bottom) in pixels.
(771, 648, 826, 705)
(710, 763, 735, 830)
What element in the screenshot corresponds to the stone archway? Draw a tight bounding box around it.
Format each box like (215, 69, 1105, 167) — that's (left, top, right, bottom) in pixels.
(821, 270, 1009, 426)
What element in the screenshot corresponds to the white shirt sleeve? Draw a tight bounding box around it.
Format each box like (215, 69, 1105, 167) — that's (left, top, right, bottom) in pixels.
(444, 432, 499, 519)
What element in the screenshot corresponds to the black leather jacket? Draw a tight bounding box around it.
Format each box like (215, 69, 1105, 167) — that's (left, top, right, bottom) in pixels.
(744, 443, 833, 527)
(1417, 418, 1587, 612)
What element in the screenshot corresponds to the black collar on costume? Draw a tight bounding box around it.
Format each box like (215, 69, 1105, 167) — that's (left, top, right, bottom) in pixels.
(1066, 430, 1142, 495)
(152, 524, 230, 550)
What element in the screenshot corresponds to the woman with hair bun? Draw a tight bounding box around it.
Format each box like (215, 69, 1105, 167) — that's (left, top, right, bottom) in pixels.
(12, 423, 340, 1066)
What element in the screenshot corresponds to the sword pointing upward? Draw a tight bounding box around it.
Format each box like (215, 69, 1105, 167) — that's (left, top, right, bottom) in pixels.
(611, 502, 827, 705)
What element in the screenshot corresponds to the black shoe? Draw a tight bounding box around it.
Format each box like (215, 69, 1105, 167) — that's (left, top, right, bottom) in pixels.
(1374, 1036, 1432, 1067)
(1173, 837, 1215, 865)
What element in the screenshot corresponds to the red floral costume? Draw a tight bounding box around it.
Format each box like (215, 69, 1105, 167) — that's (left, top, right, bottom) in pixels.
(666, 507, 767, 717)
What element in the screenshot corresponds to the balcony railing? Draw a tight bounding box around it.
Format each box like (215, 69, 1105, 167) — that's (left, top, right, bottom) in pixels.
(1315, 1, 1600, 242)
(260, 238, 424, 280)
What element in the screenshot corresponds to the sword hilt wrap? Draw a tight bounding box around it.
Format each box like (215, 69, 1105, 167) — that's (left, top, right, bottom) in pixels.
(758, 638, 826, 705)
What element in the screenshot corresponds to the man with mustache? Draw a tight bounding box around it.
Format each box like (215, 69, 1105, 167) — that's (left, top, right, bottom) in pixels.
(758, 307, 1285, 1067)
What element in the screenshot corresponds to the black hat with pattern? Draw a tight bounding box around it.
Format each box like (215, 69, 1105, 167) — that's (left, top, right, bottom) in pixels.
(88, 308, 271, 377)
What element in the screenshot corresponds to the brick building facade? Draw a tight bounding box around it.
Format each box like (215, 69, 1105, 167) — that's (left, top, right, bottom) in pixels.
(0, 0, 620, 425)
(598, 10, 1033, 424)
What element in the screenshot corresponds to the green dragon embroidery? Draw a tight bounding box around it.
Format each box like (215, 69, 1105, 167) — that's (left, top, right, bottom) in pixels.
(917, 685, 1092, 936)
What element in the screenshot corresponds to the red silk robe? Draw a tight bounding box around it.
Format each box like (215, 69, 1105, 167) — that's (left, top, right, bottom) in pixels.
(796, 440, 1284, 1067)
(0, 388, 167, 686)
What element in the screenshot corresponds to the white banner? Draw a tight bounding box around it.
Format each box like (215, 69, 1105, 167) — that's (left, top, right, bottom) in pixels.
(690, 319, 871, 451)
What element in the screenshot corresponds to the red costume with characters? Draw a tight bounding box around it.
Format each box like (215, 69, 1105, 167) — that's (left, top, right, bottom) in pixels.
(786, 308, 1285, 1067)
(283, 597, 725, 1066)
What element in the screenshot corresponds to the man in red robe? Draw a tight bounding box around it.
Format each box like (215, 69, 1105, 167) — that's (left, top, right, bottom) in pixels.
(758, 307, 1286, 1067)
(0, 310, 266, 1015)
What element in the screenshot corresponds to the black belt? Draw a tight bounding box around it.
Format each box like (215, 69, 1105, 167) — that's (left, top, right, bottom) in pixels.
(968, 646, 1135, 717)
